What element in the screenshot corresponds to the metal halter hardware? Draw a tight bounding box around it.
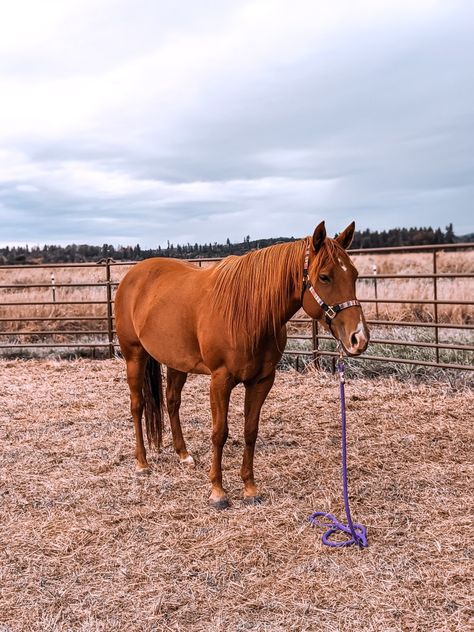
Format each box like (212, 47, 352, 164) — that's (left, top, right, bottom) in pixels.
(302, 241, 361, 326)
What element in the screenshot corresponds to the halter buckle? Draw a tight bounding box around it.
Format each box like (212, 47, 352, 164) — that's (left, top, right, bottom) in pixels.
(326, 306, 337, 320)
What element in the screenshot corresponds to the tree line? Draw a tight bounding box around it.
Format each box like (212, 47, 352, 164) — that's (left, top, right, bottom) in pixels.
(1, 223, 470, 264)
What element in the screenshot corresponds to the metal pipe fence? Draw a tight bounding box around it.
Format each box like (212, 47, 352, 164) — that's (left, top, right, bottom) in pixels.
(0, 243, 472, 372)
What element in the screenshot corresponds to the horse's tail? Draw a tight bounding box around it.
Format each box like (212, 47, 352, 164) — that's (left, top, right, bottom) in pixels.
(142, 356, 164, 450)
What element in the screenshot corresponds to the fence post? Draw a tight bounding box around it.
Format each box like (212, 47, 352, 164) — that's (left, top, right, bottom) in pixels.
(372, 262, 379, 319)
(50, 272, 56, 303)
(433, 251, 439, 364)
(105, 259, 115, 359)
(311, 319, 320, 369)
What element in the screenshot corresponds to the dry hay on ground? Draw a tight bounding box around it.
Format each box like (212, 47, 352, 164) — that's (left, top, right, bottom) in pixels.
(0, 359, 473, 632)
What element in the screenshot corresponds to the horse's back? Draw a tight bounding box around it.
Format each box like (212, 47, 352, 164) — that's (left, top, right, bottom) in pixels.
(117, 256, 205, 304)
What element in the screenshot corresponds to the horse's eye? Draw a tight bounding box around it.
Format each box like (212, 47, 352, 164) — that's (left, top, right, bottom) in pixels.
(319, 274, 330, 284)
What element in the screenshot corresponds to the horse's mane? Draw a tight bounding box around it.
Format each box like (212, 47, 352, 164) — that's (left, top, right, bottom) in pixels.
(210, 237, 342, 349)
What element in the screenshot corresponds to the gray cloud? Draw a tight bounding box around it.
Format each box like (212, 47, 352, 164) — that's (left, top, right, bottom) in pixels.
(1, 0, 473, 247)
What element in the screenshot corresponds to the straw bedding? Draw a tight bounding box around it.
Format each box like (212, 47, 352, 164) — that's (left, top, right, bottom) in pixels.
(0, 359, 472, 631)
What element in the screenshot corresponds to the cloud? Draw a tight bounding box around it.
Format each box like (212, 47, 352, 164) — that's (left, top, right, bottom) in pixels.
(0, 0, 473, 246)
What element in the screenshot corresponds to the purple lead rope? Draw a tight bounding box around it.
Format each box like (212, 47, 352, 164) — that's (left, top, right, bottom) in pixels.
(309, 352, 368, 548)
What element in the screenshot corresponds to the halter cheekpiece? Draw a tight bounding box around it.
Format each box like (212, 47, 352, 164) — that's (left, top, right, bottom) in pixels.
(302, 240, 361, 325)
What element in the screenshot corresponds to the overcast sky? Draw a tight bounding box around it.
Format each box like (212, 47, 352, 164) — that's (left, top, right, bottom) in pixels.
(1, 0, 473, 248)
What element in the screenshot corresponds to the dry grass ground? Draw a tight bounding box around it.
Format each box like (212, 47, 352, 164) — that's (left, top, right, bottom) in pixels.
(1, 359, 473, 632)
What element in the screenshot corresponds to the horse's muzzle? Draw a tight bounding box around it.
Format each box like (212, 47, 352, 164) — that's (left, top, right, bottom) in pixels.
(341, 320, 370, 356)
(332, 320, 370, 356)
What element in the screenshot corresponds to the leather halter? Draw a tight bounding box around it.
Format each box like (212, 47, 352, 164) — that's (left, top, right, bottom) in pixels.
(302, 240, 361, 326)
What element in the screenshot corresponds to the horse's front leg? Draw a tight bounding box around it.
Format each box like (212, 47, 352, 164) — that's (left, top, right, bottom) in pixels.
(209, 370, 234, 509)
(241, 370, 276, 503)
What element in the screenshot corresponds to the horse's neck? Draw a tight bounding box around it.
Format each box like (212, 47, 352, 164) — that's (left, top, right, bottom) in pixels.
(278, 292, 302, 328)
(211, 240, 305, 346)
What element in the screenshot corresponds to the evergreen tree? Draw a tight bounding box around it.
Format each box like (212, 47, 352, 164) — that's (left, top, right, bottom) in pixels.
(445, 223, 454, 243)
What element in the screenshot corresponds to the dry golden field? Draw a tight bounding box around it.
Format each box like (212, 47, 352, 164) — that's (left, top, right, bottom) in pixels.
(351, 250, 474, 324)
(0, 359, 473, 631)
(0, 250, 472, 368)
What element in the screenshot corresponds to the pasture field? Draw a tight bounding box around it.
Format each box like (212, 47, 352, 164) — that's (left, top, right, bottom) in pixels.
(1, 359, 473, 631)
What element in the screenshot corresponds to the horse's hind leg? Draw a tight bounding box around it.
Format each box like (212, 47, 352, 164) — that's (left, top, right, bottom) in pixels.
(124, 345, 150, 474)
(166, 368, 194, 467)
(241, 370, 276, 503)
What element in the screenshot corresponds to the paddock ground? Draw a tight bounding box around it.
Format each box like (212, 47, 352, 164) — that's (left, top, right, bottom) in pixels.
(0, 359, 472, 632)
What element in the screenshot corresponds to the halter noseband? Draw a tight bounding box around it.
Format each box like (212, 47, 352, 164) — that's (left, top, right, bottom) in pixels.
(302, 240, 361, 326)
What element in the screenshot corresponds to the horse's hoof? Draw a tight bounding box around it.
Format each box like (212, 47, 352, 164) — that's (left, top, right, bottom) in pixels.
(243, 495, 263, 506)
(180, 455, 195, 467)
(135, 466, 151, 477)
(209, 498, 231, 511)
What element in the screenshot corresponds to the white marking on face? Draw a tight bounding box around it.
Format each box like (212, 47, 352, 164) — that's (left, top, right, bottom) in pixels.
(338, 257, 348, 272)
(350, 317, 369, 351)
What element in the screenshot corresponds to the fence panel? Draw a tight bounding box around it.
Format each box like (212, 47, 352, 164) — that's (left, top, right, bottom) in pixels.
(0, 243, 472, 371)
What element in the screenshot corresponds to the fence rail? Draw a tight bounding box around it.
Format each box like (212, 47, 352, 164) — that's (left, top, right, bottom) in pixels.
(0, 243, 472, 372)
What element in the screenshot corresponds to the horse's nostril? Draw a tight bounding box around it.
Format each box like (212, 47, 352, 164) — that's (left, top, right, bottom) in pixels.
(351, 333, 358, 347)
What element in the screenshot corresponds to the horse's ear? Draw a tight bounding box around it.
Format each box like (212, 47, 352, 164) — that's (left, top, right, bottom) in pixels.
(312, 221, 326, 252)
(335, 221, 355, 249)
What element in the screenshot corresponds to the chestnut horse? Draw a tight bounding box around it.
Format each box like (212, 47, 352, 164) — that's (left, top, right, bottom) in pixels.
(115, 221, 369, 509)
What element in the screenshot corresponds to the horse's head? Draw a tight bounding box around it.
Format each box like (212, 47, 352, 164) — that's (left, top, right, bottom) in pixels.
(301, 221, 369, 356)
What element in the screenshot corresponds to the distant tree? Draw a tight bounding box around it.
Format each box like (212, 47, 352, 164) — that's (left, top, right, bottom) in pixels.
(0, 223, 467, 265)
(445, 223, 455, 244)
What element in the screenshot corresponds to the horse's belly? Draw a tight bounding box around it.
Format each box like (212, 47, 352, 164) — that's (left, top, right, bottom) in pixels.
(137, 309, 210, 374)
(200, 332, 285, 382)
